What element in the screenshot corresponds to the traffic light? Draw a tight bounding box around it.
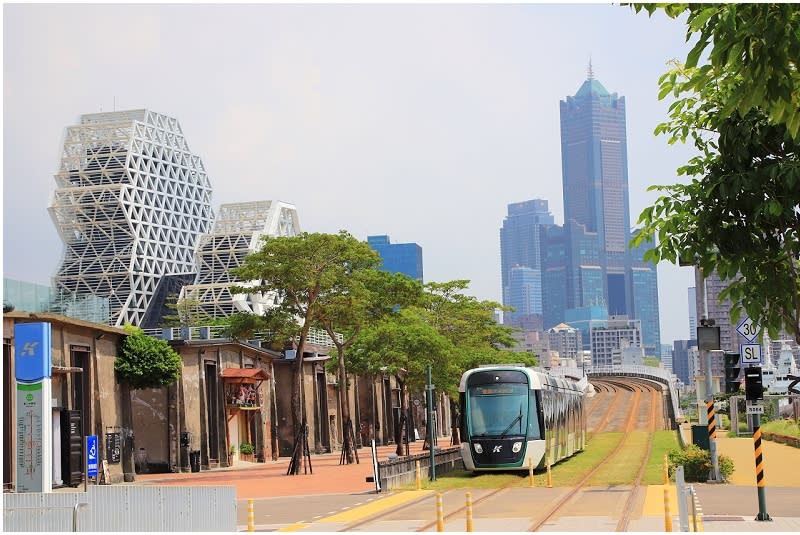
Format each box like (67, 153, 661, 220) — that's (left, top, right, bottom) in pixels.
(723, 352, 741, 394)
(744, 366, 763, 401)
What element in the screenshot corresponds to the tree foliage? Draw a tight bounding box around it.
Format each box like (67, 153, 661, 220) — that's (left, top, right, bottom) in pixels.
(115, 325, 182, 389)
(630, 3, 800, 343)
(231, 230, 382, 473)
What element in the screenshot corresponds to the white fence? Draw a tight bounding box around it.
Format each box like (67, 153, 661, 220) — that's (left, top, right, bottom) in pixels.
(3, 486, 236, 532)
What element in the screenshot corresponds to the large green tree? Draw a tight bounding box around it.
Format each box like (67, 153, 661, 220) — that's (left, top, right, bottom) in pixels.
(317, 268, 423, 463)
(630, 3, 800, 343)
(351, 280, 531, 451)
(231, 230, 382, 474)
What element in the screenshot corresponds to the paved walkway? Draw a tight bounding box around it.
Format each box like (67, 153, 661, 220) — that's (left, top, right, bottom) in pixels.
(133, 440, 433, 499)
(715, 435, 800, 487)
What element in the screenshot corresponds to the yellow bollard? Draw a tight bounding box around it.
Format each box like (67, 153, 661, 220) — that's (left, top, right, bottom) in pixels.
(663, 454, 669, 485)
(663, 488, 673, 532)
(546, 456, 553, 488)
(436, 492, 445, 532)
(416, 460, 422, 491)
(528, 457, 535, 487)
(247, 498, 255, 532)
(465, 491, 473, 532)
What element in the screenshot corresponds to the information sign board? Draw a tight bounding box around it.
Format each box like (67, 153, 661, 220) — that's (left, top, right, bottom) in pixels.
(87, 435, 98, 478)
(746, 405, 764, 415)
(736, 317, 760, 342)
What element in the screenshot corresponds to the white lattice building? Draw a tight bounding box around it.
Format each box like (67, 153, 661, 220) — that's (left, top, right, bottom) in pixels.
(179, 200, 301, 318)
(49, 110, 214, 327)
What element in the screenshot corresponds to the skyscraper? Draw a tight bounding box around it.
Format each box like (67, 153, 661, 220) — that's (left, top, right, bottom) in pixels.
(49, 110, 214, 327)
(500, 199, 554, 327)
(367, 235, 423, 281)
(553, 67, 660, 353)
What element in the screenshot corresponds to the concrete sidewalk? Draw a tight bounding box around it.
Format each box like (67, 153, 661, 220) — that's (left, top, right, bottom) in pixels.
(132, 440, 437, 498)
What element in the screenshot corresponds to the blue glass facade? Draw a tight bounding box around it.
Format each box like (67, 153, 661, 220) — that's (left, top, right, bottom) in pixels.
(499, 199, 554, 325)
(564, 305, 609, 352)
(367, 235, 423, 282)
(539, 73, 660, 352)
(671, 339, 697, 385)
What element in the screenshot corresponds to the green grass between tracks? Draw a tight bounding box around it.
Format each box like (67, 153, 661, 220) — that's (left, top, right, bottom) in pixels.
(395, 430, 682, 490)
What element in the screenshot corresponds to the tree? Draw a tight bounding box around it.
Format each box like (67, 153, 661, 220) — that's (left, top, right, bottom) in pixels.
(630, 3, 800, 343)
(232, 231, 382, 474)
(317, 269, 423, 463)
(115, 325, 182, 389)
(114, 324, 183, 481)
(160, 293, 213, 328)
(350, 279, 531, 452)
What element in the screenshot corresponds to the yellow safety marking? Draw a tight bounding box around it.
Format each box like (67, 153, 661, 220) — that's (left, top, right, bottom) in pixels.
(642, 485, 678, 516)
(317, 490, 434, 523)
(276, 522, 309, 532)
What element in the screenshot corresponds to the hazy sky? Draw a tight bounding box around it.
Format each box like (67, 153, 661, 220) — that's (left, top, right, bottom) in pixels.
(3, 3, 699, 346)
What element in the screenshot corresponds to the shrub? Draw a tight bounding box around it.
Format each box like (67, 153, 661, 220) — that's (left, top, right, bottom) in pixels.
(668, 445, 735, 482)
(115, 325, 182, 389)
(239, 443, 254, 455)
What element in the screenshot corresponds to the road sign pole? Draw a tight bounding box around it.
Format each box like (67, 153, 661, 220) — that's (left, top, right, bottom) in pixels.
(704, 349, 721, 482)
(426, 365, 435, 482)
(751, 407, 771, 521)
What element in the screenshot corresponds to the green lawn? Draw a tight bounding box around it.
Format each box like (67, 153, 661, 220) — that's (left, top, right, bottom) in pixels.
(397, 430, 682, 490)
(760, 419, 800, 438)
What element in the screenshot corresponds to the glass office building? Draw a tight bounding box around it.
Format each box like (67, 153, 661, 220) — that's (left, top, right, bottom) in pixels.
(367, 235, 423, 282)
(553, 70, 660, 352)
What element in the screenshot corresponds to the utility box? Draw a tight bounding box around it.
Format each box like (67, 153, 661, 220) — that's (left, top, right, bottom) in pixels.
(691, 425, 710, 451)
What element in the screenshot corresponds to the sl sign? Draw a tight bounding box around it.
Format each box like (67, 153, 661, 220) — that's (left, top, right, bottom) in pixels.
(736, 316, 760, 342)
(740, 344, 763, 365)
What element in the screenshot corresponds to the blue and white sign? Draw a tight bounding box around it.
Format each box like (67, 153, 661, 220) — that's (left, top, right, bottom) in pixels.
(740, 343, 763, 365)
(736, 317, 760, 343)
(15, 323, 52, 382)
(87, 435, 98, 478)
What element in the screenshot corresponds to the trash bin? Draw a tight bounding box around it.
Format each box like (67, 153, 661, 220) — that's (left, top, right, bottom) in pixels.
(691, 425, 710, 451)
(190, 450, 201, 473)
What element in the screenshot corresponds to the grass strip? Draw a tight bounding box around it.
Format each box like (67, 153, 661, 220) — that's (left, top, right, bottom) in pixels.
(587, 431, 649, 486)
(641, 430, 681, 485)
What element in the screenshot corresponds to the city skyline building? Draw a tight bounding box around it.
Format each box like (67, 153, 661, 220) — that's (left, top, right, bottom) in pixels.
(589, 315, 643, 367)
(499, 199, 554, 323)
(49, 110, 214, 328)
(180, 200, 301, 319)
(671, 339, 697, 386)
(367, 235, 423, 282)
(688, 286, 697, 340)
(535, 68, 661, 353)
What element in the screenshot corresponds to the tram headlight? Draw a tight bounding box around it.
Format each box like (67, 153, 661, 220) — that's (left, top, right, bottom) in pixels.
(473, 443, 483, 454)
(512, 441, 523, 453)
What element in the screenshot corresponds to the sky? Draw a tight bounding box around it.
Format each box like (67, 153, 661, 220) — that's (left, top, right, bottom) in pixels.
(3, 3, 699, 347)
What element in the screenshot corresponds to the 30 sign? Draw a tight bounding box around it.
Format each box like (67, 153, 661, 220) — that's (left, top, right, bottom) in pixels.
(736, 317, 760, 342)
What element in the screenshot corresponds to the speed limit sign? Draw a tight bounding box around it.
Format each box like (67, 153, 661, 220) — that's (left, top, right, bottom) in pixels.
(736, 317, 760, 342)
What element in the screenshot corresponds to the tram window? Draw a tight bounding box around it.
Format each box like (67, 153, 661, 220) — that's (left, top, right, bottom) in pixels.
(467, 383, 529, 437)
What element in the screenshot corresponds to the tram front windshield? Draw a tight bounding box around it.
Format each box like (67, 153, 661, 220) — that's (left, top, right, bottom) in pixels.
(467, 383, 530, 437)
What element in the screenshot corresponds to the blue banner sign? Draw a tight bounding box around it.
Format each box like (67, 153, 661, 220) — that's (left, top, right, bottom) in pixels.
(14, 323, 52, 382)
(87, 435, 98, 478)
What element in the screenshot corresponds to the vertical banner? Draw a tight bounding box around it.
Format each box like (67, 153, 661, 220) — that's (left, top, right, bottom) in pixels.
(15, 322, 53, 493)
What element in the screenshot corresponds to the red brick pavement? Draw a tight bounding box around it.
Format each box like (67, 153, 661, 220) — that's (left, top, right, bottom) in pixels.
(133, 441, 434, 499)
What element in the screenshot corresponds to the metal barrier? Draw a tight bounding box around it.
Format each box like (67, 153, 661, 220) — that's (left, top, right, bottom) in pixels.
(378, 447, 462, 490)
(3, 486, 236, 532)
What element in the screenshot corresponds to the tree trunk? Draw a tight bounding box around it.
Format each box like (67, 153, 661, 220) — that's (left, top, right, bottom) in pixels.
(395, 376, 406, 457)
(120, 382, 136, 482)
(288, 327, 308, 475)
(337, 346, 356, 464)
(450, 397, 460, 446)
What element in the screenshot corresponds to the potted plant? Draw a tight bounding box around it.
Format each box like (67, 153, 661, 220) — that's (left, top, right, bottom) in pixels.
(239, 442, 255, 462)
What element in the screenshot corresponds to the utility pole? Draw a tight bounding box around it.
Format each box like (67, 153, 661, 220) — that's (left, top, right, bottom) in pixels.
(426, 364, 436, 481)
(696, 274, 722, 482)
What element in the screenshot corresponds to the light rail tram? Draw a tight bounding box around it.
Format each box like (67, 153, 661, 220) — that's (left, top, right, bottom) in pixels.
(458, 365, 586, 472)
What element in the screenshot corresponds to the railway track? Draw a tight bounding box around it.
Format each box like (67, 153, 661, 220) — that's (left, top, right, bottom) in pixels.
(527, 377, 660, 532)
(337, 376, 665, 532)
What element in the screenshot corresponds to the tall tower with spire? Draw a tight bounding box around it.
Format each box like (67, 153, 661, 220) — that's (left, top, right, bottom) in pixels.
(546, 68, 661, 355)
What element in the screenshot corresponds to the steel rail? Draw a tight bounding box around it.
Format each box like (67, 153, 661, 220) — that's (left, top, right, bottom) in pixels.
(527, 383, 645, 531)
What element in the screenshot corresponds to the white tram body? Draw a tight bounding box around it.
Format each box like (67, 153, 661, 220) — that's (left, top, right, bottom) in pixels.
(458, 365, 586, 471)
